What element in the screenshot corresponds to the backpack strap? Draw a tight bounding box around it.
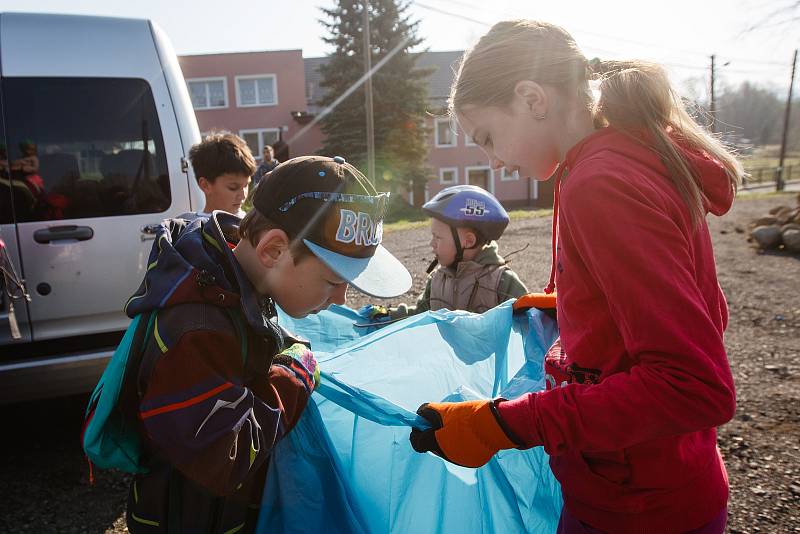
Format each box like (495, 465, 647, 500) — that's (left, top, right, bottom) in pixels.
(117, 310, 157, 439)
(137, 303, 256, 386)
(224, 307, 249, 367)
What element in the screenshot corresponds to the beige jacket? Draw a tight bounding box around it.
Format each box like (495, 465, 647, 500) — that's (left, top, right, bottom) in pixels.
(392, 241, 528, 317)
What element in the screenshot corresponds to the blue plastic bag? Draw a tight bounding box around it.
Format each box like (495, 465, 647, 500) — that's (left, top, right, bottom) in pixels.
(259, 301, 562, 533)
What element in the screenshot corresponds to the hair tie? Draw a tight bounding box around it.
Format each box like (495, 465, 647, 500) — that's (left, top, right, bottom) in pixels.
(587, 57, 605, 80)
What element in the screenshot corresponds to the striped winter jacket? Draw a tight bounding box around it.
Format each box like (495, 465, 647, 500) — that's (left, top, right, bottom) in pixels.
(123, 212, 316, 533)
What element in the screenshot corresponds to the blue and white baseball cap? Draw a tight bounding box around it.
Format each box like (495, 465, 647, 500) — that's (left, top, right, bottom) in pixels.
(252, 155, 411, 298)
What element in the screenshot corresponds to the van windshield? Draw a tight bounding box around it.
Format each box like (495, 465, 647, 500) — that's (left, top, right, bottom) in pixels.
(1, 77, 170, 222)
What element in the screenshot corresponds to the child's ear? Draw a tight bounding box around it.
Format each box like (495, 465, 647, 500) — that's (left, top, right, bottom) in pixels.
(513, 80, 548, 116)
(255, 229, 290, 268)
(198, 176, 212, 194)
(463, 229, 478, 249)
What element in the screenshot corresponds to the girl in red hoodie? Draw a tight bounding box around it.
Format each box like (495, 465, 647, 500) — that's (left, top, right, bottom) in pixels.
(409, 20, 744, 534)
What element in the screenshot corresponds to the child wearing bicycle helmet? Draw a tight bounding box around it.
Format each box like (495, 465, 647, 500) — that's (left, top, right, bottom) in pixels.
(361, 185, 527, 322)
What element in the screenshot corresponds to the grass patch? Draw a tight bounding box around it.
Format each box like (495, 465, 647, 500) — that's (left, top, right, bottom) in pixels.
(384, 219, 430, 233)
(384, 206, 553, 233)
(508, 208, 552, 220)
(736, 190, 798, 200)
(741, 155, 800, 172)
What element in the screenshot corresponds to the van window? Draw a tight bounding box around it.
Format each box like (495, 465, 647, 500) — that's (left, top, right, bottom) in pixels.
(2, 78, 171, 222)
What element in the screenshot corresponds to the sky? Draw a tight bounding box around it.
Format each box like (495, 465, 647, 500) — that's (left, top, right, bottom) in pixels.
(0, 0, 797, 100)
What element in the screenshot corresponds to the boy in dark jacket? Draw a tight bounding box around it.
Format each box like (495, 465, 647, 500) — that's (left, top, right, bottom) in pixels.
(125, 155, 411, 533)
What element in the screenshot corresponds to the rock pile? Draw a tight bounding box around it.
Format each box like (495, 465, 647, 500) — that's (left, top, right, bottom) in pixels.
(748, 194, 800, 253)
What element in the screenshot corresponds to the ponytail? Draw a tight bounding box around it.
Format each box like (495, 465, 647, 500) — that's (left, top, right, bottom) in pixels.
(591, 60, 743, 224)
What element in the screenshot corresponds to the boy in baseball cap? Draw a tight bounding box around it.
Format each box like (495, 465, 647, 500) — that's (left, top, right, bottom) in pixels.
(239, 154, 412, 310)
(123, 155, 409, 533)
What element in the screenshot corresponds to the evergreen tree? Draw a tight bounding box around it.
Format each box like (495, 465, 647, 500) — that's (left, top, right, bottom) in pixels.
(318, 0, 431, 199)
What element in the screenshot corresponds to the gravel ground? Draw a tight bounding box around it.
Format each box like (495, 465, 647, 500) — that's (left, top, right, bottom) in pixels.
(0, 192, 798, 533)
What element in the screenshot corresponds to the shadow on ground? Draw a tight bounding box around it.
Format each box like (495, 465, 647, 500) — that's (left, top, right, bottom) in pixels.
(0, 394, 130, 533)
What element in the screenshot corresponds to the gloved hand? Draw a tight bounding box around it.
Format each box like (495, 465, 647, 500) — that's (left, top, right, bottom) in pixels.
(357, 304, 392, 323)
(273, 342, 321, 391)
(512, 292, 556, 312)
(409, 399, 523, 468)
(513, 292, 557, 321)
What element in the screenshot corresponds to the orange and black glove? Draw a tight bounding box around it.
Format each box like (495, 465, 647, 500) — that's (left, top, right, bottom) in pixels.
(409, 399, 524, 468)
(513, 292, 557, 322)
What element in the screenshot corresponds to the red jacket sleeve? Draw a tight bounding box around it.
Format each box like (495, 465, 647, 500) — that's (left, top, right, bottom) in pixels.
(497, 172, 736, 455)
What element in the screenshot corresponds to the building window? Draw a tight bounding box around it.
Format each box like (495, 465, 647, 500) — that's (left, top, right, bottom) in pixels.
(435, 118, 456, 148)
(240, 128, 281, 160)
(499, 168, 519, 181)
(187, 77, 228, 110)
(465, 165, 493, 194)
(464, 134, 477, 147)
(236, 75, 278, 107)
(439, 167, 458, 185)
(306, 82, 315, 103)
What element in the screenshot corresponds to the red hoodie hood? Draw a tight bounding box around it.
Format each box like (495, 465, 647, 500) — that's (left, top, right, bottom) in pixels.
(565, 127, 735, 216)
(543, 127, 735, 294)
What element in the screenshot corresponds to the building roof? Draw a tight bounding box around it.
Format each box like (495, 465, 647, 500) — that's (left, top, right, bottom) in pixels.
(303, 55, 329, 105)
(303, 50, 464, 110)
(181, 48, 303, 57)
(414, 50, 463, 102)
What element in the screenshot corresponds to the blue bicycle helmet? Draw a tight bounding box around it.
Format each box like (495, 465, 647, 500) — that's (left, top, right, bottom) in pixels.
(422, 185, 509, 269)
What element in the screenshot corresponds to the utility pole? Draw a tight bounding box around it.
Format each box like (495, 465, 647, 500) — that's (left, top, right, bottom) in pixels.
(362, 0, 376, 186)
(709, 54, 717, 133)
(777, 49, 798, 192)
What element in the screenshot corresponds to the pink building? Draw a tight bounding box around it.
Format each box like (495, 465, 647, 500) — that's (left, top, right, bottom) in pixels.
(179, 49, 323, 161)
(178, 50, 552, 208)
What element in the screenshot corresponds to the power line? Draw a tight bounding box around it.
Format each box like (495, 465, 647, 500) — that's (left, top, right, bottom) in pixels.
(718, 55, 787, 67)
(417, 0, 790, 70)
(414, 1, 488, 26)
(430, 0, 719, 59)
(442, 0, 792, 66)
(414, 2, 699, 68)
(413, 0, 795, 91)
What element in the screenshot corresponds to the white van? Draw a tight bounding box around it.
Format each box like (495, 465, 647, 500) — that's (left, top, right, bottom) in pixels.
(0, 13, 204, 403)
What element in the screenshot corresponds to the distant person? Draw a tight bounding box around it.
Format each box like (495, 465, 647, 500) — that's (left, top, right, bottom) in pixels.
(0, 142, 37, 219)
(409, 19, 744, 534)
(11, 139, 43, 195)
(252, 144, 279, 188)
(272, 138, 289, 162)
(189, 132, 254, 217)
(360, 185, 528, 324)
(0, 143, 10, 177)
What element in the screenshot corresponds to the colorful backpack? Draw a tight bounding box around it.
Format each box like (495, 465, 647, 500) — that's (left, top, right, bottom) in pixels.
(82, 311, 156, 475)
(82, 307, 251, 476)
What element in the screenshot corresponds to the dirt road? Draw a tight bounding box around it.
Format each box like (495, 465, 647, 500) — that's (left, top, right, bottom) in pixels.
(1, 193, 798, 533)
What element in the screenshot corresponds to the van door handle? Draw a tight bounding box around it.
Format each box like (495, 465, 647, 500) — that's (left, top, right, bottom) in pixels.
(140, 223, 160, 241)
(33, 225, 94, 244)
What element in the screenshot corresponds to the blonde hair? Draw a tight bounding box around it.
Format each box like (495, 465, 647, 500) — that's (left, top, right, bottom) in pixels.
(450, 20, 743, 224)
